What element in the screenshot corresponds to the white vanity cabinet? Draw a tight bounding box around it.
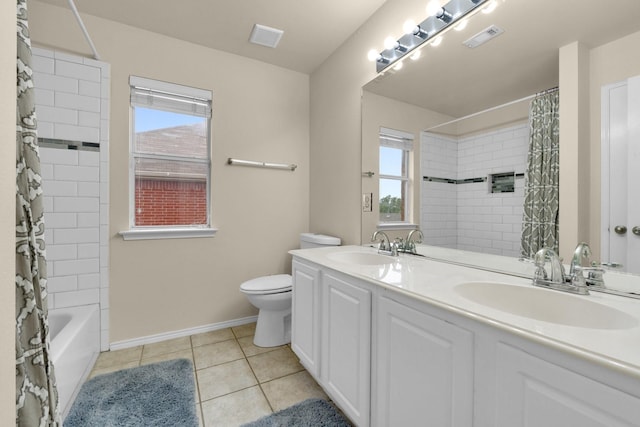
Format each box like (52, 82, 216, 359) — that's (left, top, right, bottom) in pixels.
(321, 272, 371, 427)
(291, 260, 322, 377)
(375, 293, 474, 427)
(493, 342, 640, 426)
(291, 253, 640, 427)
(291, 260, 372, 426)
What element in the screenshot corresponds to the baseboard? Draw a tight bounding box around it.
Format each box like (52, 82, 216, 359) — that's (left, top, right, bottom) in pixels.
(108, 315, 259, 351)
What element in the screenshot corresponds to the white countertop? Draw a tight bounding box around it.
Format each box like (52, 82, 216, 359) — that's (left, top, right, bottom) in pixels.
(290, 245, 640, 380)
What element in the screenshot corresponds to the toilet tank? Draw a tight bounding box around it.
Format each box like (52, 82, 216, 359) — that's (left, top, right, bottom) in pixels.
(299, 233, 341, 249)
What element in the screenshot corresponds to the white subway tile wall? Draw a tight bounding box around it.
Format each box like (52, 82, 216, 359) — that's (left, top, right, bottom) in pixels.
(33, 48, 111, 351)
(421, 123, 529, 257)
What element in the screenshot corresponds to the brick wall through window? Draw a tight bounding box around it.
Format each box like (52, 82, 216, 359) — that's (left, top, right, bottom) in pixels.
(135, 178, 207, 226)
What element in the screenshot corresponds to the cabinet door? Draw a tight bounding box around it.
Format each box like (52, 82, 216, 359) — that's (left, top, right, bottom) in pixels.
(291, 260, 321, 378)
(322, 272, 371, 427)
(375, 296, 474, 427)
(495, 343, 640, 426)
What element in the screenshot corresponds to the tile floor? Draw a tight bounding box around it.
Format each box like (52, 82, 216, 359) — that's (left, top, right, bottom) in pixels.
(89, 322, 336, 426)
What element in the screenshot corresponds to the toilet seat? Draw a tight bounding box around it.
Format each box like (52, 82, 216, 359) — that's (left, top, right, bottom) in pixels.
(240, 274, 292, 295)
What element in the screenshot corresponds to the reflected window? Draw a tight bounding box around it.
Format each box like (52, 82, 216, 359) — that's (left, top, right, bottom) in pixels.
(379, 130, 413, 224)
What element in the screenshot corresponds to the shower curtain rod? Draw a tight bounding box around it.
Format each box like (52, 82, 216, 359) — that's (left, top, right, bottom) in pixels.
(67, 0, 101, 60)
(424, 86, 558, 132)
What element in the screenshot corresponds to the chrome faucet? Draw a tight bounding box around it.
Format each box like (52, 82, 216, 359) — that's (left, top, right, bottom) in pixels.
(570, 242, 606, 288)
(570, 242, 591, 277)
(402, 229, 424, 254)
(533, 247, 589, 295)
(371, 231, 398, 256)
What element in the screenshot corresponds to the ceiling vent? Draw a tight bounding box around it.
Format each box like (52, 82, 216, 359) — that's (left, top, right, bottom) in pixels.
(463, 25, 504, 49)
(249, 24, 284, 48)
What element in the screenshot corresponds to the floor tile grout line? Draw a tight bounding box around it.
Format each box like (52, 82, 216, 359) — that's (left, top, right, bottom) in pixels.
(243, 347, 274, 413)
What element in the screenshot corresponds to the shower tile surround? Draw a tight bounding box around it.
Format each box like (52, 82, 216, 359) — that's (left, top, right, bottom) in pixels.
(31, 47, 111, 351)
(421, 124, 528, 256)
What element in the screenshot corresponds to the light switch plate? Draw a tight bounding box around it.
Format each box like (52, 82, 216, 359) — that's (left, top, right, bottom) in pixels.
(362, 193, 373, 212)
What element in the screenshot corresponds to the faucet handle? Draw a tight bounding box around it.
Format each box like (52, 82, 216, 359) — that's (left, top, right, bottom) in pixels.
(570, 266, 589, 294)
(582, 267, 606, 287)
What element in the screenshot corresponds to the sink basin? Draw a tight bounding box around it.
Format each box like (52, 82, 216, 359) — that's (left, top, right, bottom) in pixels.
(327, 251, 395, 266)
(454, 282, 638, 330)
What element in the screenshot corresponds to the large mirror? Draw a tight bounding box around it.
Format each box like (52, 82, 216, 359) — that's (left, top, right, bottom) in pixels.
(362, 0, 640, 280)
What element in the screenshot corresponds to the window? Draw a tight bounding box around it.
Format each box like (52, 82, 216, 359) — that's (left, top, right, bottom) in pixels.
(123, 76, 214, 240)
(379, 129, 413, 224)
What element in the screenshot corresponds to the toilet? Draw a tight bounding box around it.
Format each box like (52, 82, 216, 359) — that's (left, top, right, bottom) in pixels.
(240, 233, 341, 347)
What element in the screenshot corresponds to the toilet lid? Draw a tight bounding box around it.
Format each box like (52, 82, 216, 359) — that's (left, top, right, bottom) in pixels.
(240, 274, 292, 294)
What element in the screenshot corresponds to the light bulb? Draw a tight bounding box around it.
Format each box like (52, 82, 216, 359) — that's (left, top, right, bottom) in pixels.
(431, 35, 443, 47)
(482, 0, 498, 14)
(454, 19, 468, 31)
(403, 19, 417, 35)
(367, 49, 380, 62)
(426, 0, 442, 17)
(410, 50, 421, 61)
(393, 61, 404, 71)
(384, 36, 397, 50)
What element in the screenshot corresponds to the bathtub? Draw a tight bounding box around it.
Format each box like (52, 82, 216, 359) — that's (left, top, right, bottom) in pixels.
(49, 304, 100, 419)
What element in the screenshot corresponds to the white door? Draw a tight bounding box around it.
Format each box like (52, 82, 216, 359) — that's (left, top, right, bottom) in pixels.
(601, 76, 640, 274)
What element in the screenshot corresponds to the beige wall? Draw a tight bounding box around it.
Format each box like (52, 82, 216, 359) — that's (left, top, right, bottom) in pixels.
(29, 1, 310, 343)
(588, 30, 640, 261)
(1, 1, 16, 423)
(558, 42, 591, 262)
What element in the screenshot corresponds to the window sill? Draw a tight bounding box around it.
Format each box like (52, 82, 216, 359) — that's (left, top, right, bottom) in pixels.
(119, 227, 218, 241)
(377, 223, 418, 231)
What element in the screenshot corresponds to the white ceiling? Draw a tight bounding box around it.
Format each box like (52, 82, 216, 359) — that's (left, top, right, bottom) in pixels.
(364, 0, 640, 118)
(36, 0, 388, 74)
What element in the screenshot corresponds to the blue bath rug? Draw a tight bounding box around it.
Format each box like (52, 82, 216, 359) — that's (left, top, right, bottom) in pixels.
(64, 358, 198, 427)
(241, 398, 352, 427)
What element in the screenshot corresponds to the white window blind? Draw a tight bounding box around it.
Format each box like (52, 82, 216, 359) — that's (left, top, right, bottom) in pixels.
(130, 76, 212, 118)
(379, 127, 414, 151)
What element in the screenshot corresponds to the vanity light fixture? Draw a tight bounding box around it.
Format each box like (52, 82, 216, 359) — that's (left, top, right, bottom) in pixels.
(436, 7, 454, 24)
(368, 0, 493, 73)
